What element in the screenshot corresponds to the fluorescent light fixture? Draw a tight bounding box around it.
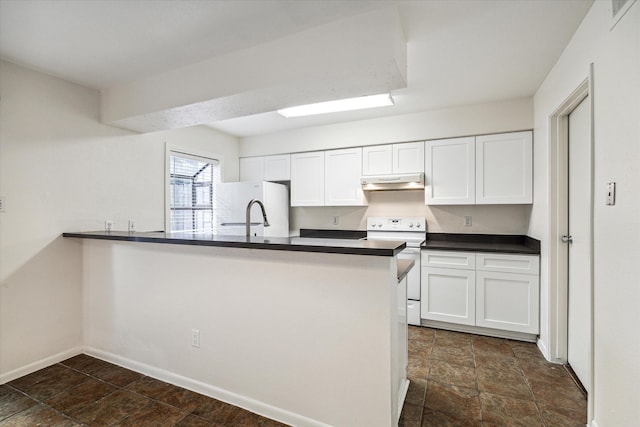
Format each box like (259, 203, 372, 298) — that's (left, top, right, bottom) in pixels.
(277, 93, 394, 118)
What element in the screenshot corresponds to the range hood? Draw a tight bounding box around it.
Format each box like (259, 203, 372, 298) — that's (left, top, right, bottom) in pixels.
(361, 173, 424, 191)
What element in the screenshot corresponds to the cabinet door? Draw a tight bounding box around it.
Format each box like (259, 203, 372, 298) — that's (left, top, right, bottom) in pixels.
(421, 267, 475, 325)
(324, 148, 367, 206)
(362, 145, 392, 176)
(476, 253, 539, 275)
(476, 131, 533, 204)
(263, 154, 291, 181)
(421, 250, 476, 270)
(476, 271, 539, 333)
(393, 142, 424, 174)
(239, 157, 264, 182)
(290, 152, 324, 206)
(425, 137, 475, 205)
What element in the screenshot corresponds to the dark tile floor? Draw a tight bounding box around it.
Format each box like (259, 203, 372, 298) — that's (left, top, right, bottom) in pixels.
(0, 326, 587, 427)
(0, 354, 287, 426)
(400, 326, 587, 427)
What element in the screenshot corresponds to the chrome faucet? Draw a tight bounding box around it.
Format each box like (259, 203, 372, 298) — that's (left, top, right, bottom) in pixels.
(246, 199, 270, 237)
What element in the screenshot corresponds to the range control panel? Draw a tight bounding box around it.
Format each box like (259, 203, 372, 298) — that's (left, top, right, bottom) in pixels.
(366, 217, 426, 231)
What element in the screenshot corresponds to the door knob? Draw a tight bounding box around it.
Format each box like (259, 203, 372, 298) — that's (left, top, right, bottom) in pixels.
(561, 235, 573, 244)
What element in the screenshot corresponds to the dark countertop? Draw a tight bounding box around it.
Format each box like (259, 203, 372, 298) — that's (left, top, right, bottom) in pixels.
(422, 233, 540, 255)
(63, 231, 405, 257)
(397, 259, 415, 282)
(300, 228, 367, 240)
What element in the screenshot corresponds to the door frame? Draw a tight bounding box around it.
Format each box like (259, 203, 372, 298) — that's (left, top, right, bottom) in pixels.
(547, 64, 594, 421)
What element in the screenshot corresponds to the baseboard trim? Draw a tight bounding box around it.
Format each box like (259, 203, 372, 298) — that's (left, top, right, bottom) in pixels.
(0, 346, 82, 384)
(83, 347, 329, 427)
(536, 337, 549, 360)
(420, 319, 538, 342)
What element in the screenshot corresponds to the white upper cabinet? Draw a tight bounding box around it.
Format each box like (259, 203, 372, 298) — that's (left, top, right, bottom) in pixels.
(362, 145, 393, 175)
(324, 148, 367, 206)
(240, 154, 290, 182)
(290, 152, 325, 207)
(239, 157, 265, 182)
(263, 154, 291, 181)
(362, 142, 424, 176)
(476, 131, 533, 204)
(393, 142, 424, 174)
(425, 131, 533, 205)
(291, 149, 367, 207)
(425, 137, 476, 205)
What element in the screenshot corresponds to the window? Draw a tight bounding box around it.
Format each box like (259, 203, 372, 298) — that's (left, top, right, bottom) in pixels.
(167, 151, 221, 233)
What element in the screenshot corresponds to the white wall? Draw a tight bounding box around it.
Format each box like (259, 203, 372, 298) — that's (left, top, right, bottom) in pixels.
(240, 97, 533, 157)
(290, 191, 531, 235)
(82, 240, 398, 427)
(0, 60, 239, 380)
(530, 2, 639, 426)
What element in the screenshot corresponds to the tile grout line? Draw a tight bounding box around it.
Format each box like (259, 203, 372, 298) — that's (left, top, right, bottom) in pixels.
(3, 380, 90, 426)
(9, 361, 199, 427)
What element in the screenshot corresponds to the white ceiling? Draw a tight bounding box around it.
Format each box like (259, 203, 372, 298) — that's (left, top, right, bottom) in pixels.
(0, 0, 593, 137)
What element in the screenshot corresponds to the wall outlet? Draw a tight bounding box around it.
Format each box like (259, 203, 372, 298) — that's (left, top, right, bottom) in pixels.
(464, 216, 472, 227)
(105, 220, 114, 232)
(331, 215, 340, 226)
(128, 220, 136, 233)
(0, 196, 6, 213)
(191, 329, 200, 348)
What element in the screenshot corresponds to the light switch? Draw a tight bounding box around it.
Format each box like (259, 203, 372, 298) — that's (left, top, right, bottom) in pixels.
(606, 182, 616, 206)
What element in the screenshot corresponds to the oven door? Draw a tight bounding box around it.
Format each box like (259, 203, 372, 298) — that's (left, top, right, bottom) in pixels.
(398, 247, 420, 300)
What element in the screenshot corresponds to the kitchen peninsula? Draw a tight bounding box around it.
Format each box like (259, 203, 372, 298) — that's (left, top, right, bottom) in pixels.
(64, 231, 408, 427)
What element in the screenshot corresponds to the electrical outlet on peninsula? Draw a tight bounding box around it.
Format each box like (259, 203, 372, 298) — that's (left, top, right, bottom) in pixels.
(191, 329, 200, 348)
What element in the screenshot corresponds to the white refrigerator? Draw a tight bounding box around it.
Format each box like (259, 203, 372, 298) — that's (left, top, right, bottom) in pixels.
(216, 181, 289, 237)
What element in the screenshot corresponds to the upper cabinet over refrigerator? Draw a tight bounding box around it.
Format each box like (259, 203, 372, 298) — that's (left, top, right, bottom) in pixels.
(425, 131, 532, 205)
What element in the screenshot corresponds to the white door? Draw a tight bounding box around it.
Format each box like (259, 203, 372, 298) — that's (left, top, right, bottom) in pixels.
(324, 148, 367, 206)
(476, 271, 539, 334)
(421, 267, 476, 325)
(475, 131, 533, 204)
(567, 96, 591, 392)
(239, 157, 264, 181)
(362, 145, 392, 175)
(424, 137, 475, 205)
(393, 142, 424, 174)
(290, 152, 324, 206)
(263, 154, 290, 181)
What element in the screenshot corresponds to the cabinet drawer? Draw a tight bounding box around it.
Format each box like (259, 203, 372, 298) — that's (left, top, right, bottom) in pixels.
(476, 253, 539, 275)
(421, 250, 475, 270)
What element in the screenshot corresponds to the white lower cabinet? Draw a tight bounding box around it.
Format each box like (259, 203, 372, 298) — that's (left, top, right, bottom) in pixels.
(476, 271, 539, 333)
(421, 250, 539, 336)
(422, 267, 476, 325)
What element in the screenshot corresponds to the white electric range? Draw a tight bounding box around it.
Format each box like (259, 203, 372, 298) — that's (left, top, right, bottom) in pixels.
(367, 217, 426, 326)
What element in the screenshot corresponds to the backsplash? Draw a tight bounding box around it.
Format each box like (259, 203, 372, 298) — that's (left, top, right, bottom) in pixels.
(290, 190, 532, 235)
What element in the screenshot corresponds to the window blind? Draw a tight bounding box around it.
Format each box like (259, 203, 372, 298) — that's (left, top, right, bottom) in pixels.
(168, 151, 221, 233)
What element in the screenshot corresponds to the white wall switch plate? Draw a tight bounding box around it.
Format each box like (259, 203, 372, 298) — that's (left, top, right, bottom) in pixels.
(606, 182, 616, 206)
